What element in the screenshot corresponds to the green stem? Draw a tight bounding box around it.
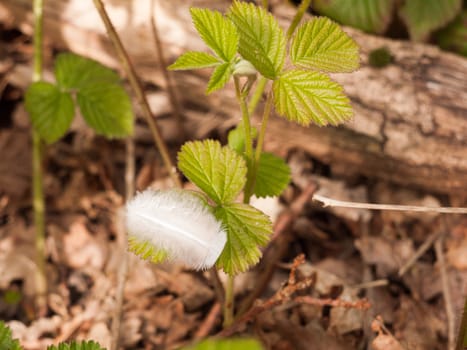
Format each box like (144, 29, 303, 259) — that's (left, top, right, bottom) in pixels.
(223, 275, 235, 328)
(234, 77, 253, 161)
(248, 76, 267, 116)
(286, 0, 312, 41)
(457, 296, 467, 350)
(32, 0, 47, 314)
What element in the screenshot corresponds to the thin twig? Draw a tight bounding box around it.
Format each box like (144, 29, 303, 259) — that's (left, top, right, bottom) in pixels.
(435, 235, 456, 350)
(194, 302, 221, 340)
(209, 267, 225, 305)
(92, 0, 181, 188)
(314, 194, 467, 214)
(110, 138, 134, 350)
(150, 0, 185, 139)
(294, 296, 371, 310)
(398, 230, 442, 277)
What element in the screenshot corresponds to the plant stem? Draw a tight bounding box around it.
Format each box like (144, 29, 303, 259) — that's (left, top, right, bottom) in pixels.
(247, 76, 267, 116)
(93, 0, 182, 188)
(457, 296, 467, 350)
(32, 0, 47, 315)
(223, 275, 235, 328)
(286, 0, 312, 41)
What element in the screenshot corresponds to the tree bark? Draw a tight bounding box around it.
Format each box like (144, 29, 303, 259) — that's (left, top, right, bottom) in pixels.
(1, 0, 466, 195)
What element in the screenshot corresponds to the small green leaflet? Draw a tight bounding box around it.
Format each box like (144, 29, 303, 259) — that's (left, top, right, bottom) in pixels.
(190, 8, 239, 62)
(0, 321, 22, 350)
(254, 152, 290, 198)
(206, 62, 233, 94)
(77, 83, 133, 138)
(228, 1, 286, 79)
(25, 82, 75, 144)
(291, 17, 359, 73)
(55, 52, 120, 89)
(47, 341, 105, 350)
(313, 0, 395, 34)
(168, 51, 220, 70)
(399, 0, 461, 42)
(215, 203, 272, 275)
(178, 140, 247, 205)
(227, 122, 258, 154)
(128, 235, 169, 264)
(273, 69, 353, 126)
(181, 338, 263, 350)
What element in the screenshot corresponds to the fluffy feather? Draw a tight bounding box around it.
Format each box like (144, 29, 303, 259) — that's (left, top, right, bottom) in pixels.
(125, 189, 227, 270)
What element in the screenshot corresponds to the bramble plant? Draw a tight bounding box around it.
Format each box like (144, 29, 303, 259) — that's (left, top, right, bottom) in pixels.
(125, 0, 359, 328)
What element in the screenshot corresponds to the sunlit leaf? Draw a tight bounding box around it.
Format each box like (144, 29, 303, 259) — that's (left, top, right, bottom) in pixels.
(168, 51, 221, 70)
(254, 152, 290, 198)
(25, 82, 75, 144)
(291, 17, 359, 73)
(215, 203, 272, 275)
(206, 62, 233, 94)
(313, 0, 395, 34)
(273, 69, 353, 126)
(0, 321, 22, 350)
(181, 338, 263, 350)
(190, 8, 239, 61)
(228, 1, 286, 79)
(178, 140, 247, 205)
(399, 0, 461, 41)
(47, 341, 105, 350)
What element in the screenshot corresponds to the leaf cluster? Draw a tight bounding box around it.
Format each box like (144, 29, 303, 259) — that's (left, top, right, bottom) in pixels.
(169, 0, 359, 127)
(25, 53, 134, 143)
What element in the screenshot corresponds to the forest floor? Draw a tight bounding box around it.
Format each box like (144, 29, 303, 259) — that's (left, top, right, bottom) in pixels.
(1, 17, 467, 350)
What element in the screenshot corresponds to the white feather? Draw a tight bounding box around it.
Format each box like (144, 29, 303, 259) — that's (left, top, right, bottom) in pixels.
(125, 189, 227, 270)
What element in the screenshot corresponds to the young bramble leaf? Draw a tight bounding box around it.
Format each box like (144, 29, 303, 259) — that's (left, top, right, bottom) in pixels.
(215, 203, 272, 275)
(47, 341, 105, 350)
(168, 51, 221, 71)
(55, 52, 120, 89)
(0, 321, 22, 350)
(190, 8, 239, 62)
(77, 83, 133, 138)
(291, 17, 359, 73)
(273, 69, 353, 126)
(178, 140, 247, 205)
(206, 62, 233, 94)
(25, 82, 75, 144)
(399, 0, 461, 42)
(128, 235, 169, 264)
(313, 0, 395, 34)
(227, 123, 258, 154)
(228, 1, 286, 79)
(181, 338, 263, 350)
(254, 152, 290, 198)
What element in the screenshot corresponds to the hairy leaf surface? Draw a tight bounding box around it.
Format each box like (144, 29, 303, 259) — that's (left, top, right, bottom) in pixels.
(206, 62, 232, 94)
(273, 69, 353, 126)
(291, 17, 359, 73)
(215, 203, 272, 275)
(190, 8, 239, 61)
(178, 140, 247, 205)
(229, 1, 286, 79)
(168, 51, 220, 70)
(254, 152, 290, 198)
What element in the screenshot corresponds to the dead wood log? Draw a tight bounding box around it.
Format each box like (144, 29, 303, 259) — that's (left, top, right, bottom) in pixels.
(1, 0, 467, 195)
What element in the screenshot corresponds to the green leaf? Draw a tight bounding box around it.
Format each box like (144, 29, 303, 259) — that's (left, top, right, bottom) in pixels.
(0, 321, 22, 350)
(228, 1, 286, 79)
(290, 17, 359, 73)
(313, 0, 395, 34)
(77, 83, 133, 138)
(47, 341, 105, 350)
(435, 11, 467, 57)
(227, 123, 258, 154)
(273, 69, 353, 126)
(25, 81, 75, 144)
(55, 52, 120, 89)
(181, 338, 263, 350)
(215, 203, 272, 275)
(206, 62, 232, 94)
(128, 235, 169, 264)
(168, 51, 221, 71)
(178, 140, 247, 205)
(190, 8, 239, 62)
(399, 0, 462, 42)
(254, 152, 290, 198)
